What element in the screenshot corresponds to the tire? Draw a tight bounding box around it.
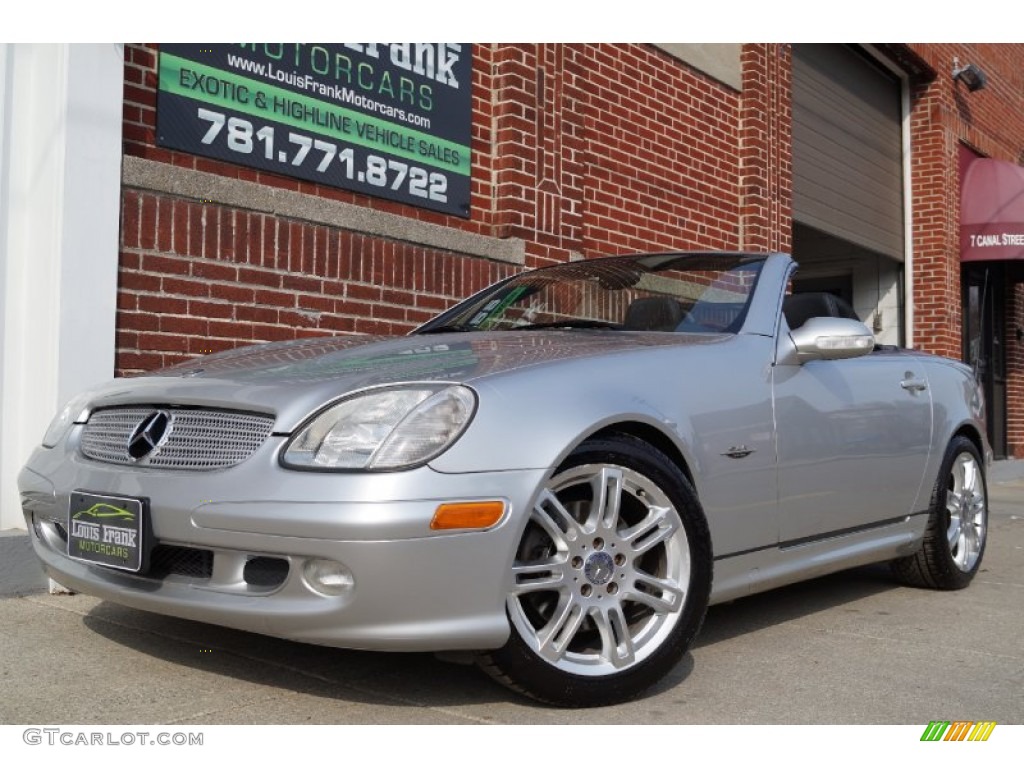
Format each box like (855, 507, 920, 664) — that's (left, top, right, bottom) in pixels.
(892, 436, 988, 590)
(479, 433, 712, 707)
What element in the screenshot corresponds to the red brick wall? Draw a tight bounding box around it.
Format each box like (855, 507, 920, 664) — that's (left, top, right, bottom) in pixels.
(117, 189, 518, 373)
(1009, 283, 1024, 456)
(907, 44, 1024, 455)
(118, 43, 761, 376)
(575, 45, 743, 256)
(487, 44, 751, 262)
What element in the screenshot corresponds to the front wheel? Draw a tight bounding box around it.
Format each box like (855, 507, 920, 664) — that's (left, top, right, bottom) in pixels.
(892, 436, 988, 590)
(479, 433, 712, 706)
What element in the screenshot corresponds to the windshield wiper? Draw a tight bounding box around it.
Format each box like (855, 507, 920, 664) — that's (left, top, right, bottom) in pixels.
(514, 320, 620, 331)
(415, 325, 479, 334)
(418, 320, 621, 334)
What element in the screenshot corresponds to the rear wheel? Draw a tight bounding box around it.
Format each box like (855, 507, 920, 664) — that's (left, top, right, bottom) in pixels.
(892, 436, 988, 590)
(479, 433, 711, 706)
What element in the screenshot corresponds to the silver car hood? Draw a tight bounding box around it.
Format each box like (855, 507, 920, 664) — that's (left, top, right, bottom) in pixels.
(84, 331, 726, 432)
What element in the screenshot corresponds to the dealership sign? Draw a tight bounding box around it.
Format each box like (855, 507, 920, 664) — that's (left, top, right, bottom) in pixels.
(157, 44, 472, 217)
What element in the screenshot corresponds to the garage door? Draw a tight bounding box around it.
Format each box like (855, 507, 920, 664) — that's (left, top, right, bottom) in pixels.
(792, 45, 904, 261)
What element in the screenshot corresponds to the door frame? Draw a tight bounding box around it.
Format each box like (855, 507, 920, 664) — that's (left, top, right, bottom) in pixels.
(962, 263, 1008, 458)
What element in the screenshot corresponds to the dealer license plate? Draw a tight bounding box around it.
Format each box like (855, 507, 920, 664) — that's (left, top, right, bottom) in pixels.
(68, 492, 146, 572)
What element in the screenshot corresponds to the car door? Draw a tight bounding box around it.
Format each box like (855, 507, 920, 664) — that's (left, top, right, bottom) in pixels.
(773, 348, 933, 544)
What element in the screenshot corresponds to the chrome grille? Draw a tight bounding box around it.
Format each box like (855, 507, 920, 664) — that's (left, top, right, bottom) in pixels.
(80, 407, 274, 470)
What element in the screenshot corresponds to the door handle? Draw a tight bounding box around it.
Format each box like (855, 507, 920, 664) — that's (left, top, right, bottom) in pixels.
(900, 379, 928, 393)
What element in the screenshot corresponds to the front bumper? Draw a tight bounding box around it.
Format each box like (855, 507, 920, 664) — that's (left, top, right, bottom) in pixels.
(19, 431, 547, 652)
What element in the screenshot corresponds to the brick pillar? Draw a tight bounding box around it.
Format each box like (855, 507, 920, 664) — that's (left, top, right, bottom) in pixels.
(491, 44, 538, 245)
(491, 44, 584, 265)
(533, 44, 585, 260)
(739, 44, 792, 254)
(908, 77, 961, 357)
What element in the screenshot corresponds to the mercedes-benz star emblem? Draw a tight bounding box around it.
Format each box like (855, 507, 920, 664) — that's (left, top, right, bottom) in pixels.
(127, 410, 173, 461)
(584, 551, 615, 586)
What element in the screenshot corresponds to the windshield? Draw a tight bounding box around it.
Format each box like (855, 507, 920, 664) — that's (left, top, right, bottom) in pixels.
(416, 253, 766, 335)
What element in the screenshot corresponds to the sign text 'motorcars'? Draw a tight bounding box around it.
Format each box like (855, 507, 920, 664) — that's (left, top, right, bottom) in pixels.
(244, 43, 465, 93)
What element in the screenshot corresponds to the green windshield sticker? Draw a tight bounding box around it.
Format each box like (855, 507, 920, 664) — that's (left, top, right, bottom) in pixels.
(477, 285, 529, 330)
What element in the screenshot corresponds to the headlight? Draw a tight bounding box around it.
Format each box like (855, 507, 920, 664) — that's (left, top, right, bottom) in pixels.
(41, 392, 92, 448)
(282, 384, 476, 470)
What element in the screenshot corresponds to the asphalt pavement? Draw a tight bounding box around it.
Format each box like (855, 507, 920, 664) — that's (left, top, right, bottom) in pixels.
(1, 465, 1022, 725)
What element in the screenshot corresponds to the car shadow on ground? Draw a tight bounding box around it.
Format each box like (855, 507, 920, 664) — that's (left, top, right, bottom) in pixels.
(695, 562, 900, 648)
(79, 601, 519, 713)
(641, 563, 901, 698)
(77, 563, 903, 714)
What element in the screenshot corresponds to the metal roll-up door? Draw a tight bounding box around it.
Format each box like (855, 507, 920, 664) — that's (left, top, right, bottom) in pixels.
(792, 45, 904, 261)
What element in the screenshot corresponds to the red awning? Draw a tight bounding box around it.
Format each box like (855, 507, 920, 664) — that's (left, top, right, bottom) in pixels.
(961, 158, 1024, 262)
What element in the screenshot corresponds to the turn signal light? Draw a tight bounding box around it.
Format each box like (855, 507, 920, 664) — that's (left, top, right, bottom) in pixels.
(430, 501, 506, 530)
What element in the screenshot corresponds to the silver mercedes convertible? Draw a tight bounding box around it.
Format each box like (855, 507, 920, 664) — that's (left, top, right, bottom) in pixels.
(19, 251, 990, 706)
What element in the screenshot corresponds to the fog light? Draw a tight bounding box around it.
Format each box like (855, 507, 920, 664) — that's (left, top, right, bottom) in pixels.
(303, 559, 354, 596)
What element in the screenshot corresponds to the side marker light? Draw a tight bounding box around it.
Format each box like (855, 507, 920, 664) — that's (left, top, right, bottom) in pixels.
(430, 501, 506, 531)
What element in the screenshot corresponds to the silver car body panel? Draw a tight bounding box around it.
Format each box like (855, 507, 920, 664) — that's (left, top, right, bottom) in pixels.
(19, 251, 990, 649)
(20, 446, 539, 650)
(773, 350, 933, 542)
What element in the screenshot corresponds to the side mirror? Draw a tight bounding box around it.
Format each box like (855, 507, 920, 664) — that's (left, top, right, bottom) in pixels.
(790, 317, 875, 362)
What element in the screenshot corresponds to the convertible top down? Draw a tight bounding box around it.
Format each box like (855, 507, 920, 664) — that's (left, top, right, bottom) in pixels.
(20, 251, 990, 706)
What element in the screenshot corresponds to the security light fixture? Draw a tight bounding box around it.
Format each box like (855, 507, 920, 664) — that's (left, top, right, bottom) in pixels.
(953, 58, 987, 93)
